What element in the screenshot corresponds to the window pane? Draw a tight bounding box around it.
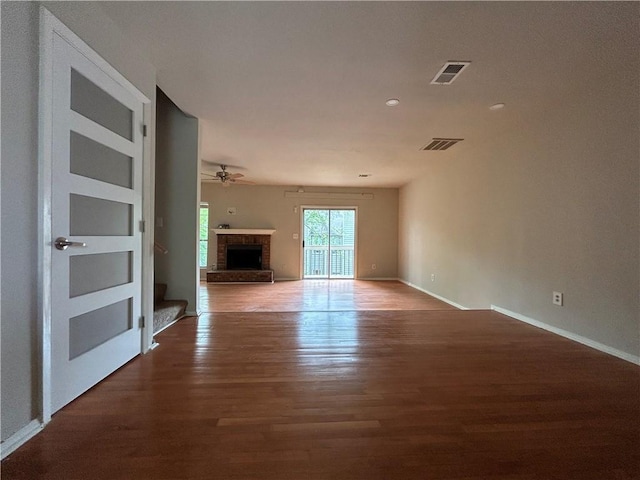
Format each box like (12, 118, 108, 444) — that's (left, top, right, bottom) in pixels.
(199, 206, 209, 267)
(199, 240, 208, 268)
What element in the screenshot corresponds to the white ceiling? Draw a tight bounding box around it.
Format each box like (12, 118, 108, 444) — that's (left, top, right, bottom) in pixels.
(100, 2, 631, 188)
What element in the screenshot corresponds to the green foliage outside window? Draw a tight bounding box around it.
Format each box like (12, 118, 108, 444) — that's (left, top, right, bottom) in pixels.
(303, 209, 354, 246)
(199, 205, 209, 268)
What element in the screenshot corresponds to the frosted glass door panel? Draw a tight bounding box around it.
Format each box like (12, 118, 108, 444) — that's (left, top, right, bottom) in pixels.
(70, 194, 132, 236)
(69, 298, 132, 360)
(70, 68, 133, 141)
(70, 131, 132, 188)
(70, 251, 132, 297)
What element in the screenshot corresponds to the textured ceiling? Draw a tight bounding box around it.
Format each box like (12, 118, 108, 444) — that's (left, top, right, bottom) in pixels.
(100, 2, 634, 187)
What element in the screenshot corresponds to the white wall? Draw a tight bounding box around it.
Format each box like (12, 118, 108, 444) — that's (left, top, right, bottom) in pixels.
(154, 89, 200, 312)
(1, 2, 156, 443)
(201, 184, 399, 280)
(398, 8, 639, 359)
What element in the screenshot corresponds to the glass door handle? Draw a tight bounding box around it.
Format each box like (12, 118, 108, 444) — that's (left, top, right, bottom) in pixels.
(54, 237, 87, 251)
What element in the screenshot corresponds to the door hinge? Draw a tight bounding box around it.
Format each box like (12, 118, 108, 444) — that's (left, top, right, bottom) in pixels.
(142, 124, 148, 137)
(139, 316, 145, 328)
(139, 220, 146, 233)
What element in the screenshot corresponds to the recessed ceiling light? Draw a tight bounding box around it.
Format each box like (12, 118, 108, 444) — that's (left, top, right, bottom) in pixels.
(385, 98, 400, 107)
(489, 103, 505, 111)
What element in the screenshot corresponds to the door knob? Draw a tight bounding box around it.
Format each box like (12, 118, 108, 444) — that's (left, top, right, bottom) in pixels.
(54, 237, 86, 251)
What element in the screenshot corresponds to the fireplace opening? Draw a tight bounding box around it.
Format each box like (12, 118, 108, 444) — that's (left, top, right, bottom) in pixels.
(226, 244, 263, 270)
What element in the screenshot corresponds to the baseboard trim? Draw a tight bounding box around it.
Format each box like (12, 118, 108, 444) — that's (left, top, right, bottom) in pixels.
(184, 310, 198, 317)
(153, 319, 178, 336)
(491, 305, 640, 365)
(153, 313, 191, 336)
(273, 277, 401, 282)
(361, 277, 399, 281)
(1, 419, 44, 460)
(399, 279, 468, 310)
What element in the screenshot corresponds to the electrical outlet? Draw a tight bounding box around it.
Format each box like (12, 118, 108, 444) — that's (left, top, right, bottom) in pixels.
(553, 291, 563, 306)
(372, 264, 377, 270)
(431, 274, 436, 282)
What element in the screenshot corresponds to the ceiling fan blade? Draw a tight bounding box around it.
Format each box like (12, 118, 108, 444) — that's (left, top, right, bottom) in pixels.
(201, 158, 246, 170)
(202, 165, 252, 185)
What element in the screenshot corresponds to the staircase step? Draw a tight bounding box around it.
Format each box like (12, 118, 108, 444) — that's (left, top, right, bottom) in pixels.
(153, 299, 187, 333)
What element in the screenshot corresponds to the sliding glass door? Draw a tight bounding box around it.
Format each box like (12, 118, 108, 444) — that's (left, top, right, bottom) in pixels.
(303, 208, 356, 279)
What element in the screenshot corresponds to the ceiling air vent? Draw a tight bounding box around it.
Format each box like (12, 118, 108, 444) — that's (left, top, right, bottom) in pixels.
(430, 61, 470, 85)
(421, 138, 464, 151)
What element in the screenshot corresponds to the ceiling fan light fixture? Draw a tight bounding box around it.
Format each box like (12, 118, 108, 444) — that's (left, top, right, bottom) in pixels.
(201, 163, 254, 186)
(385, 98, 400, 107)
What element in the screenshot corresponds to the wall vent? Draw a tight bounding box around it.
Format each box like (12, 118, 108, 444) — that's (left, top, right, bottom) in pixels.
(421, 138, 464, 151)
(430, 61, 470, 85)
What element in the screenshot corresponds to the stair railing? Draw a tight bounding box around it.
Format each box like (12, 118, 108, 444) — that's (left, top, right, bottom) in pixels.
(154, 241, 169, 254)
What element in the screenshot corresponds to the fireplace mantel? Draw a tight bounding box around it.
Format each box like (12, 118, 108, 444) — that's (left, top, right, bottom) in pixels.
(212, 228, 276, 235)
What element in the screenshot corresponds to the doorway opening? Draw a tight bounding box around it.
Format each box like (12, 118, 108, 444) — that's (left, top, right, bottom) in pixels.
(302, 208, 356, 279)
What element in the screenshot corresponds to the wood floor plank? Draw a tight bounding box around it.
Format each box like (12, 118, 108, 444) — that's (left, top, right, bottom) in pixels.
(200, 279, 455, 312)
(2, 281, 638, 479)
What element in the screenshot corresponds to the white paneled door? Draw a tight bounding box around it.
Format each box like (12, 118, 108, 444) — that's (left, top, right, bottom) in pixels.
(47, 25, 144, 413)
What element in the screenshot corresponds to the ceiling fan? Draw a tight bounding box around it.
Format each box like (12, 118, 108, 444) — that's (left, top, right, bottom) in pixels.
(201, 163, 255, 187)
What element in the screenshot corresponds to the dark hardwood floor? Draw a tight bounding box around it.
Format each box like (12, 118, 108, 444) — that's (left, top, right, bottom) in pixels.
(2, 281, 639, 479)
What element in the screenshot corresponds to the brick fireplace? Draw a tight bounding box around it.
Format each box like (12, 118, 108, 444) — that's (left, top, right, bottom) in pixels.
(207, 229, 275, 283)
(216, 233, 271, 270)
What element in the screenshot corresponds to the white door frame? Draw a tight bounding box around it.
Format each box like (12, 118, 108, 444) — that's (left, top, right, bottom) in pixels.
(38, 7, 152, 424)
(299, 206, 358, 280)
